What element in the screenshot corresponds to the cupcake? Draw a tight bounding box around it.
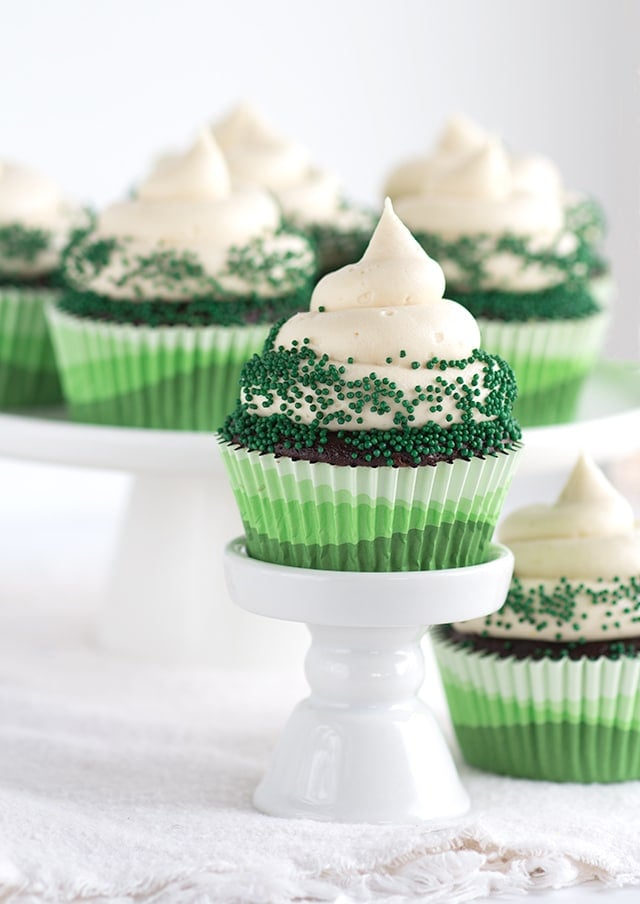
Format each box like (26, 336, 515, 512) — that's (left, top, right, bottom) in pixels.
(385, 115, 611, 304)
(435, 454, 640, 783)
(218, 199, 521, 572)
(385, 118, 610, 426)
(213, 103, 377, 277)
(47, 131, 316, 431)
(0, 159, 79, 408)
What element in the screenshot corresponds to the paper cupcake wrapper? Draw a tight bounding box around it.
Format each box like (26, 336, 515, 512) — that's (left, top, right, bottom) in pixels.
(589, 272, 615, 310)
(478, 311, 609, 427)
(47, 305, 269, 431)
(219, 443, 520, 572)
(0, 287, 62, 408)
(433, 631, 640, 782)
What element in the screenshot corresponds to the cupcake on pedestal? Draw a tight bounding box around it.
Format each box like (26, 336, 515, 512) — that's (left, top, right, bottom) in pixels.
(219, 199, 521, 572)
(384, 119, 610, 426)
(0, 160, 79, 408)
(435, 454, 640, 782)
(213, 103, 376, 277)
(48, 131, 316, 431)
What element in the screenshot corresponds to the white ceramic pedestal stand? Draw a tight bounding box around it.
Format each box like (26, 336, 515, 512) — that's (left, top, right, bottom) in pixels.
(224, 538, 514, 823)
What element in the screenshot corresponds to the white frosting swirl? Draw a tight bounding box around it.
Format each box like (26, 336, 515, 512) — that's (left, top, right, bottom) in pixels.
(244, 200, 498, 432)
(0, 160, 77, 276)
(68, 131, 313, 301)
(383, 115, 489, 200)
(386, 118, 574, 291)
(212, 104, 368, 230)
(455, 455, 640, 642)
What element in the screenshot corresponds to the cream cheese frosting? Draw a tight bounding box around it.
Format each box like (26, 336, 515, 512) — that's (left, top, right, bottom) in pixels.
(241, 199, 506, 432)
(383, 115, 490, 200)
(212, 104, 371, 231)
(65, 131, 314, 301)
(385, 116, 579, 291)
(0, 160, 78, 276)
(455, 455, 640, 642)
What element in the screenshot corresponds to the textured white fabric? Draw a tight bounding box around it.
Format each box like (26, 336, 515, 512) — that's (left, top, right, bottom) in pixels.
(0, 599, 640, 904)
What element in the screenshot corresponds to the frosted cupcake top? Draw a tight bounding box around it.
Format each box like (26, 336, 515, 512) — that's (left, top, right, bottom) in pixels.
(64, 131, 315, 303)
(455, 455, 640, 643)
(384, 117, 595, 293)
(220, 200, 520, 464)
(212, 104, 373, 233)
(0, 160, 78, 278)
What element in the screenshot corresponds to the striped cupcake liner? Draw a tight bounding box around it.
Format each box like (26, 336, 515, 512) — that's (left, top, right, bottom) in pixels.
(434, 631, 640, 782)
(478, 311, 609, 427)
(219, 442, 520, 572)
(0, 287, 62, 408)
(47, 305, 269, 431)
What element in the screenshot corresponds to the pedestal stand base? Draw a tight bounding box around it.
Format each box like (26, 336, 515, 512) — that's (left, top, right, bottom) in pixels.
(97, 473, 306, 668)
(225, 539, 514, 824)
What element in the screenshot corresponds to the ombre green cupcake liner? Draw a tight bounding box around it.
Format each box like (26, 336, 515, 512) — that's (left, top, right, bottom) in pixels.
(478, 311, 609, 427)
(589, 271, 615, 310)
(0, 287, 62, 408)
(433, 631, 640, 783)
(47, 305, 270, 431)
(219, 443, 520, 572)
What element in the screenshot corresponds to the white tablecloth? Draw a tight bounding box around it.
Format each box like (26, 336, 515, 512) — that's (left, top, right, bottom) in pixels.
(1, 457, 640, 903)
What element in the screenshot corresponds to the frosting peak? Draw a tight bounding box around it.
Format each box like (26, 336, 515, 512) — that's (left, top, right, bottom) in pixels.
(435, 115, 489, 156)
(273, 201, 483, 404)
(214, 103, 282, 154)
(310, 198, 447, 312)
(431, 141, 511, 200)
(138, 131, 231, 202)
(500, 454, 635, 545)
(455, 455, 640, 643)
(212, 103, 310, 193)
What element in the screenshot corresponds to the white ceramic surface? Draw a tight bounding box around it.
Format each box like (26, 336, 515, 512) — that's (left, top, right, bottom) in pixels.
(224, 539, 514, 824)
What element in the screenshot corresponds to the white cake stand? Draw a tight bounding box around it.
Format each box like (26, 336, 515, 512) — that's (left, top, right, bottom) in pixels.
(0, 359, 638, 667)
(224, 538, 514, 823)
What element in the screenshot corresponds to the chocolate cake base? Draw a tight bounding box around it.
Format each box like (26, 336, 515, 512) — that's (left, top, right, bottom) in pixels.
(440, 625, 640, 661)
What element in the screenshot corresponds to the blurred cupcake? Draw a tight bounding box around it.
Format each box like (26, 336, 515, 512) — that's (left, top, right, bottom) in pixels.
(435, 454, 640, 782)
(385, 115, 611, 305)
(385, 121, 609, 426)
(0, 159, 78, 408)
(213, 103, 376, 277)
(219, 199, 521, 572)
(47, 131, 316, 431)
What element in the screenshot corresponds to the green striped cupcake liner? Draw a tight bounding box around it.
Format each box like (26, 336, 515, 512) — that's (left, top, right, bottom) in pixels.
(433, 631, 640, 782)
(47, 305, 270, 431)
(0, 287, 62, 408)
(219, 443, 520, 572)
(589, 271, 615, 310)
(478, 310, 609, 427)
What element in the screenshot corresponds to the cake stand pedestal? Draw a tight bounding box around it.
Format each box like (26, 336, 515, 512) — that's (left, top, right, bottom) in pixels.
(224, 539, 514, 823)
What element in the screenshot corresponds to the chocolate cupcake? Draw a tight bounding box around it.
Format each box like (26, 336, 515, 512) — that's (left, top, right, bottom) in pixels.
(435, 454, 640, 782)
(213, 103, 376, 277)
(219, 199, 521, 572)
(47, 132, 316, 430)
(385, 118, 610, 426)
(0, 159, 79, 408)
